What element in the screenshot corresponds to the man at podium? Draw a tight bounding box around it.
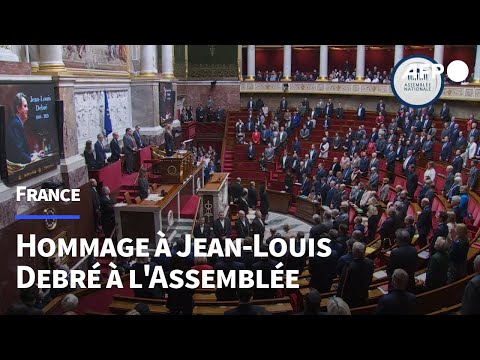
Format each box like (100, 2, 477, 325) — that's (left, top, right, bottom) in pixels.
(164, 124, 175, 157)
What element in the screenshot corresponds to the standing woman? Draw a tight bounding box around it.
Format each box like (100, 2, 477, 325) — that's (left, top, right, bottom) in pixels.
(137, 167, 150, 200)
(259, 184, 270, 224)
(83, 140, 95, 168)
(164, 124, 175, 156)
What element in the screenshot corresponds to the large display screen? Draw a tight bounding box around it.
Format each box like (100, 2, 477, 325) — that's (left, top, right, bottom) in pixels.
(0, 82, 60, 184)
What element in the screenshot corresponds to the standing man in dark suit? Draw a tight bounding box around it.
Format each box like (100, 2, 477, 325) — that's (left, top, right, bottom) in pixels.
(247, 141, 255, 160)
(247, 181, 258, 210)
(109, 132, 121, 162)
(229, 178, 243, 203)
(386, 146, 396, 182)
(357, 103, 366, 120)
(90, 178, 101, 232)
(196, 104, 205, 122)
(302, 97, 310, 115)
(213, 211, 232, 241)
(440, 103, 450, 122)
(280, 149, 291, 172)
(247, 97, 255, 111)
(236, 210, 251, 239)
(416, 198, 432, 248)
(193, 217, 211, 238)
(468, 160, 479, 191)
(335, 103, 344, 119)
(280, 97, 288, 112)
(122, 128, 136, 174)
(284, 169, 294, 194)
(452, 150, 464, 175)
(237, 191, 250, 214)
(376, 268, 416, 315)
(325, 99, 334, 117)
(406, 165, 419, 199)
(100, 186, 115, 238)
(387, 229, 418, 292)
(337, 242, 374, 308)
(133, 125, 144, 148)
(427, 104, 434, 118)
(429, 211, 449, 256)
(443, 165, 455, 197)
(94, 134, 107, 167)
(251, 210, 266, 244)
(440, 136, 452, 162)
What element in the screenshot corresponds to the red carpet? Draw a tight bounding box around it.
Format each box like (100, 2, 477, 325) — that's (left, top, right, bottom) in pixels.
(181, 195, 199, 219)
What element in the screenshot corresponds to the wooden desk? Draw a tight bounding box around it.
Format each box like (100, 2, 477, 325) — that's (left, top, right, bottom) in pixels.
(149, 150, 194, 183)
(267, 189, 291, 214)
(295, 196, 324, 223)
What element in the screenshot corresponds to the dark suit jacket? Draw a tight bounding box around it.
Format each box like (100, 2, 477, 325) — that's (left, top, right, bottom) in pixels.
(247, 186, 258, 208)
(193, 224, 211, 238)
(251, 218, 265, 242)
(452, 156, 463, 174)
(133, 131, 143, 148)
(375, 290, 416, 315)
(123, 134, 135, 154)
(213, 218, 232, 238)
(308, 251, 338, 293)
(461, 274, 480, 314)
(138, 178, 149, 200)
(387, 244, 418, 292)
(247, 145, 255, 160)
(406, 172, 418, 196)
(229, 182, 243, 202)
(337, 258, 374, 307)
(6, 115, 30, 163)
(440, 142, 452, 161)
(280, 100, 288, 111)
(110, 138, 121, 161)
(356, 107, 366, 120)
(164, 131, 175, 154)
(224, 304, 269, 315)
(91, 187, 100, 212)
(94, 140, 107, 165)
(260, 191, 269, 215)
(429, 222, 449, 256)
(416, 206, 432, 236)
(236, 218, 251, 239)
(99, 194, 115, 227)
(284, 174, 294, 193)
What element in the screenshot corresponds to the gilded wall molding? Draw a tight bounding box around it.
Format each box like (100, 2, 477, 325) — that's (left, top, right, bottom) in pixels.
(240, 81, 480, 101)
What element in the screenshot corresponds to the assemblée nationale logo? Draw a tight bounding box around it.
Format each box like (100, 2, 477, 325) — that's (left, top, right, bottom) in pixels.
(391, 55, 445, 108)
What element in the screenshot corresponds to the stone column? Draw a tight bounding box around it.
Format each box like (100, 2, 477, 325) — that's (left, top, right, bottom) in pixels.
(355, 45, 365, 80)
(282, 45, 292, 81)
(55, 77, 89, 189)
(318, 45, 329, 81)
(434, 45, 444, 64)
(0, 45, 19, 62)
(246, 45, 255, 81)
(473, 45, 480, 84)
(394, 45, 404, 66)
(161, 45, 175, 79)
(28, 45, 39, 72)
(140, 45, 157, 77)
(38, 45, 66, 74)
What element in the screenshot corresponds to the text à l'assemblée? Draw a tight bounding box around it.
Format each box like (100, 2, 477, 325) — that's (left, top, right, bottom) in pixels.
(16, 234, 332, 290)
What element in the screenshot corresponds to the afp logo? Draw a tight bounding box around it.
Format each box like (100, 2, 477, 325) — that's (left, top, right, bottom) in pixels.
(391, 55, 469, 108)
